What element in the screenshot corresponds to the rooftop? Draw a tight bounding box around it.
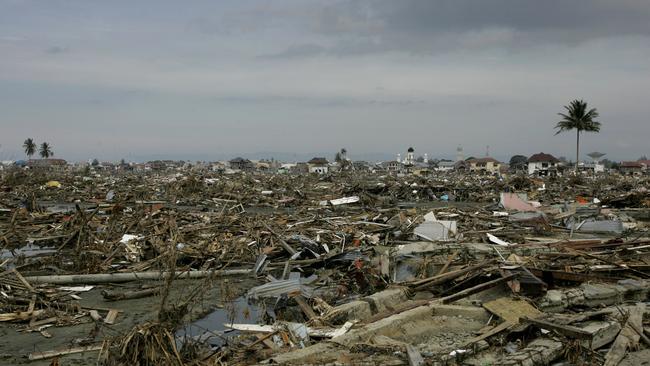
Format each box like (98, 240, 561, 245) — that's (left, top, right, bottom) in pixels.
(528, 152, 559, 163)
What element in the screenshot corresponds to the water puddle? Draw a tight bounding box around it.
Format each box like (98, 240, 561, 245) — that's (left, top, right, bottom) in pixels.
(176, 296, 265, 346)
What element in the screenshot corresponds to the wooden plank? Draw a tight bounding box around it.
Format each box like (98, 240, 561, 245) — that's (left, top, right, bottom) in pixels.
(483, 297, 542, 324)
(251, 332, 279, 350)
(604, 304, 645, 366)
(103, 309, 119, 325)
(520, 317, 593, 340)
(225, 321, 354, 338)
(411, 260, 493, 289)
(437, 249, 460, 276)
(28, 345, 103, 361)
(440, 274, 517, 304)
(294, 296, 318, 321)
(0, 309, 45, 322)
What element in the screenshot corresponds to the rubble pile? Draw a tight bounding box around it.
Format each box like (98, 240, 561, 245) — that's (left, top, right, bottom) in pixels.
(1, 168, 650, 365)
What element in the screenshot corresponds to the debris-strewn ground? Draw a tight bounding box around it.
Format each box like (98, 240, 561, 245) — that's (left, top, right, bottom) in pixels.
(1, 167, 650, 365)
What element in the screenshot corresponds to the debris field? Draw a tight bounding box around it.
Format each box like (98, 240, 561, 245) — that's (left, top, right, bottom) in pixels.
(2, 168, 650, 365)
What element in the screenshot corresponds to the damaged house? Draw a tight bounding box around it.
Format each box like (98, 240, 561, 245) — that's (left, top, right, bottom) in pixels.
(229, 157, 255, 172)
(307, 157, 329, 174)
(528, 152, 560, 176)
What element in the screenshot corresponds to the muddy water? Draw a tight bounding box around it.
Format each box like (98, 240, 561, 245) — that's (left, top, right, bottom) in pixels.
(177, 296, 263, 346)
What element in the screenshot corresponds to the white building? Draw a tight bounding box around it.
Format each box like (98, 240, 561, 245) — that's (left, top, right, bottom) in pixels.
(404, 147, 416, 166)
(528, 152, 559, 176)
(307, 157, 329, 174)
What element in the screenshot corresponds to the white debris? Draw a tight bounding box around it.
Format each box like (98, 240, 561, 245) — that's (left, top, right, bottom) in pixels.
(487, 233, 511, 246)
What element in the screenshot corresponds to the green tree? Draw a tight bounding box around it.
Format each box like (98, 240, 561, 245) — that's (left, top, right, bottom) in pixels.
(23, 138, 36, 158)
(39, 142, 53, 158)
(555, 99, 601, 172)
(509, 155, 528, 172)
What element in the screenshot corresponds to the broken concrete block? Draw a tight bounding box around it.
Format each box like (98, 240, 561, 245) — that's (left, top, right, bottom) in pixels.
(538, 290, 567, 312)
(578, 320, 622, 349)
(581, 283, 621, 307)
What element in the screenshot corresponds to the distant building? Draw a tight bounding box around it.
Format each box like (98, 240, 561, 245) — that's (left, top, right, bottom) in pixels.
(404, 147, 416, 166)
(229, 157, 254, 171)
(352, 161, 372, 172)
(578, 161, 605, 174)
(467, 157, 501, 174)
(436, 160, 456, 172)
(381, 160, 403, 174)
(307, 157, 329, 174)
(528, 153, 559, 176)
(620, 161, 644, 175)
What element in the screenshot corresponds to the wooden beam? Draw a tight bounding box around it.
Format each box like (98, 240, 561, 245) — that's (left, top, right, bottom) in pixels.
(28, 345, 102, 361)
(520, 317, 592, 340)
(440, 274, 517, 304)
(437, 249, 460, 276)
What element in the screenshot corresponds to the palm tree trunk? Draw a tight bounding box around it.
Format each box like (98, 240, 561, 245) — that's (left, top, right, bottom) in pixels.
(575, 130, 580, 172)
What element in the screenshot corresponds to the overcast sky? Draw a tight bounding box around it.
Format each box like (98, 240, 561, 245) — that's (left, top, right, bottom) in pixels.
(1, 0, 649, 162)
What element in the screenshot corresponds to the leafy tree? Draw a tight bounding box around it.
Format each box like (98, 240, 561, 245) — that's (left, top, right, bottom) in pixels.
(39, 142, 53, 158)
(416, 156, 425, 163)
(555, 99, 601, 172)
(509, 155, 528, 171)
(23, 138, 36, 158)
(91, 158, 100, 166)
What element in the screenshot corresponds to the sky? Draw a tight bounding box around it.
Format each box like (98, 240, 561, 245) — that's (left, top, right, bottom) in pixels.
(1, 0, 650, 162)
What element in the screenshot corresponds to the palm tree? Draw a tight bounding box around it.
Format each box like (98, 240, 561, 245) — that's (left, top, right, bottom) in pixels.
(39, 142, 53, 158)
(23, 138, 36, 159)
(555, 99, 601, 172)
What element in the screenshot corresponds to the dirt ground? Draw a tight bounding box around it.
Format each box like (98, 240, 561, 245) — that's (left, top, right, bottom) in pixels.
(0, 276, 258, 365)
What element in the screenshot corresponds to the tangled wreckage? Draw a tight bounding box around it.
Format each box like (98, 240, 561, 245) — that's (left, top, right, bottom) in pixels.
(1, 168, 650, 365)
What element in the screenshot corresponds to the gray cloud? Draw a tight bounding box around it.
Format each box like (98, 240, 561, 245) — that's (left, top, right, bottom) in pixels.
(301, 0, 650, 55)
(1, 0, 649, 162)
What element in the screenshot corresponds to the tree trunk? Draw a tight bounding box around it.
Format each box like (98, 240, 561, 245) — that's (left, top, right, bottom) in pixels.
(575, 130, 580, 172)
(24, 269, 251, 285)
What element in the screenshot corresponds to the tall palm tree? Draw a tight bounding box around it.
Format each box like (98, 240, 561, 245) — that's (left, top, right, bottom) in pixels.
(555, 99, 601, 172)
(39, 142, 53, 158)
(23, 138, 36, 158)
